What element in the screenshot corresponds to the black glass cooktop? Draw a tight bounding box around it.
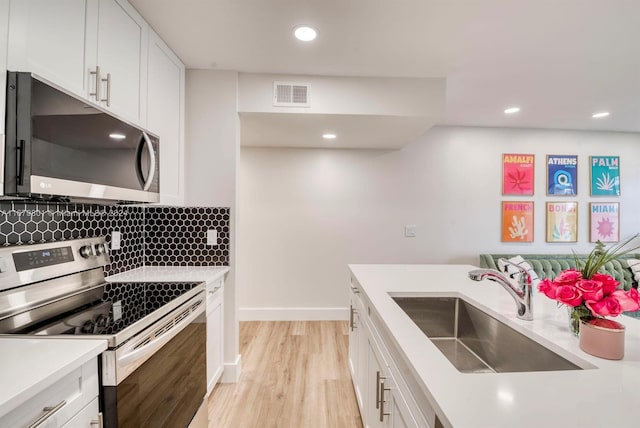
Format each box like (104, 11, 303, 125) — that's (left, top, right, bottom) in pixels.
(101, 282, 202, 334)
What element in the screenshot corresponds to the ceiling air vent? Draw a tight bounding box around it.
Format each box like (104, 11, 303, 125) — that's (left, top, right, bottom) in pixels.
(273, 82, 310, 107)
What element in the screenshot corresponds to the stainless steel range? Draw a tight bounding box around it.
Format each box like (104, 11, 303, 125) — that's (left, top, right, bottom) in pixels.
(0, 238, 207, 428)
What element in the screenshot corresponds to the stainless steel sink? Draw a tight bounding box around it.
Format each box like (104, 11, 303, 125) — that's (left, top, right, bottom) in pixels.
(392, 296, 583, 373)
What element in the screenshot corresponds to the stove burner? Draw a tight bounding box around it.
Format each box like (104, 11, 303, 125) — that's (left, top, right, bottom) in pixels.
(32, 301, 113, 336)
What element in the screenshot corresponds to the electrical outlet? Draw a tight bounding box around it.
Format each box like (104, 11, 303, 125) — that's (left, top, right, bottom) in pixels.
(111, 231, 121, 250)
(113, 301, 122, 321)
(405, 225, 417, 237)
(207, 229, 218, 246)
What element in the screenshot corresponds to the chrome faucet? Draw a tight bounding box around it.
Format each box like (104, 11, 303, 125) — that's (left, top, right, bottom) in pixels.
(468, 259, 533, 321)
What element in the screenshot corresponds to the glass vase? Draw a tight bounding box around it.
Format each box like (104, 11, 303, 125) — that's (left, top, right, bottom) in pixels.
(567, 305, 592, 337)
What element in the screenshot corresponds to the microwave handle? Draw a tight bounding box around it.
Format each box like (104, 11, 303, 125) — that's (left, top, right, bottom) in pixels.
(142, 132, 156, 191)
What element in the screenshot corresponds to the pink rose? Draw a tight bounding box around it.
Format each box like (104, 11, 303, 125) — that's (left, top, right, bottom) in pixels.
(575, 279, 604, 303)
(538, 279, 559, 299)
(555, 270, 582, 287)
(591, 273, 619, 295)
(587, 296, 623, 317)
(555, 285, 583, 307)
(611, 289, 640, 312)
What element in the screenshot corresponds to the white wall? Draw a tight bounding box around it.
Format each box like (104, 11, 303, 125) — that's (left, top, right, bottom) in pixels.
(238, 126, 640, 320)
(185, 69, 241, 380)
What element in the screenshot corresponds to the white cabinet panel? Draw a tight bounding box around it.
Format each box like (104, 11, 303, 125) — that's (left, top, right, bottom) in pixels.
(147, 29, 185, 205)
(7, 0, 88, 99)
(95, 0, 146, 123)
(206, 282, 224, 393)
(60, 398, 100, 428)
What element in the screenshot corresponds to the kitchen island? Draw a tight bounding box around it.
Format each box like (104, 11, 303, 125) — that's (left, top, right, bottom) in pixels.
(349, 264, 640, 428)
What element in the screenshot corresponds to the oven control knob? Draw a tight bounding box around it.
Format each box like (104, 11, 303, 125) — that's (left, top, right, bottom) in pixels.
(94, 243, 106, 256)
(81, 320, 95, 334)
(79, 245, 94, 259)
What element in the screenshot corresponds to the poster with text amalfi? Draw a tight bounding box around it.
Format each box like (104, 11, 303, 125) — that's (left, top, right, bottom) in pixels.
(590, 202, 619, 243)
(590, 156, 620, 196)
(546, 202, 578, 243)
(547, 155, 577, 196)
(502, 154, 534, 195)
(501, 201, 534, 242)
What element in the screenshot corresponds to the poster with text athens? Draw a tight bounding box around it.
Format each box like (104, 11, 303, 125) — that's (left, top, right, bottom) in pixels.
(502, 201, 534, 242)
(546, 202, 578, 243)
(502, 154, 535, 195)
(547, 155, 577, 196)
(590, 156, 620, 196)
(590, 202, 619, 243)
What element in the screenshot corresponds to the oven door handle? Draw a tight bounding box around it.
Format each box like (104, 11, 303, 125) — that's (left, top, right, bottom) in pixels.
(118, 298, 204, 366)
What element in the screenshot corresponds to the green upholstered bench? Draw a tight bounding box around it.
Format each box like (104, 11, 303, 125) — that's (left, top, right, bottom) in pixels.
(479, 253, 640, 318)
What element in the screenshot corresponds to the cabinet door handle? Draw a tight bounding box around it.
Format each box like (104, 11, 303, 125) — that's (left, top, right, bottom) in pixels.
(101, 72, 111, 107)
(90, 66, 101, 101)
(27, 400, 66, 428)
(91, 412, 104, 428)
(349, 304, 354, 331)
(376, 371, 387, 409)
(379, 381, 391, 422)
(350, 285, 360, 294)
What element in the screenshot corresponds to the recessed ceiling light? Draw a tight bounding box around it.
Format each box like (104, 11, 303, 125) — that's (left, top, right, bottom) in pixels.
(109, 133, 126, 140)
(294, 26, 317, 42)
(504, 107, 521, 114)
(592, 111, 610, 119)
(322, 133, 337, 140)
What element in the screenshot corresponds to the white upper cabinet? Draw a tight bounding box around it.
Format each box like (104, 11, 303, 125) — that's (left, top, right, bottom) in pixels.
(0, 0, 9, 134)
(7, 0, 148, 126)
(7, 0, 89, 98)
(89, 0, 147, 124)
(147, 29, 185, 205)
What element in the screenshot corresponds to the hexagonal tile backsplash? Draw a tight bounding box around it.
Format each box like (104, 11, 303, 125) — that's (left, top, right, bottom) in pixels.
(0, 202, 229, 276)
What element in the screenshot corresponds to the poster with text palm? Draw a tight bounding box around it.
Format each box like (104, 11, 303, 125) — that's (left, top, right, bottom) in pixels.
(502, 201, 534, 242)
(546, 202, 578, 243)
(503, 154, 534, 195)
(590, 156, 620, 196)
(590, 202, 619, 243)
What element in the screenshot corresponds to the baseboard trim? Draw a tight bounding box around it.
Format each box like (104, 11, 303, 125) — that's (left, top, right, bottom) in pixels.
(221, 354, 242, 383)
(239, 307, 349, 321)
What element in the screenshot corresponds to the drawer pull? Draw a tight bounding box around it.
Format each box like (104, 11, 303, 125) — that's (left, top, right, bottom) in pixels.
(91, 412, 104, 428)
(379, 381, 391, 422)
(28, 400, 66, 428)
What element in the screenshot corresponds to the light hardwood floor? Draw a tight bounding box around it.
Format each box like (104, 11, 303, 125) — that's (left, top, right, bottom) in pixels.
(207, 321, 363, 428)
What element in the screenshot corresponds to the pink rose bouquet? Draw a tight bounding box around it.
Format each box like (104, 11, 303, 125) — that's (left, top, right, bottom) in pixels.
(538, 237, 640, 323)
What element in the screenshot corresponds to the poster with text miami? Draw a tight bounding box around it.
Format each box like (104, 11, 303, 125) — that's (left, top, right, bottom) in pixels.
(590, 156, 620, 196)
(502, 201, 534, 242)
(502, 154, 534, 195)
(547, 155, 577, 195)
(590, 202, 619, 243)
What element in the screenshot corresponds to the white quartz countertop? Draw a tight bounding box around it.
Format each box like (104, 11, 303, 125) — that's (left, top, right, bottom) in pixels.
(106, 266, 229, 285)
(349, 264, 640, 428)
(0, 338, 107, 418)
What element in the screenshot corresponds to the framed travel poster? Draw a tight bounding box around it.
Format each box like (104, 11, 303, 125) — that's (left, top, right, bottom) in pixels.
(546, 202, 578, 242)
(547, 155, 577, 196)
(590, 202, 620, 243)
(590, 156, 620, 196)
(502, 154, 534, 195)
(502, 201, 534, 242)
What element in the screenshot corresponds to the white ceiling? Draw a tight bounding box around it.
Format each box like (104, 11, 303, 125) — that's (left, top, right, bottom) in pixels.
(130, 0, 640, 133)
(240, 113, 437, 149)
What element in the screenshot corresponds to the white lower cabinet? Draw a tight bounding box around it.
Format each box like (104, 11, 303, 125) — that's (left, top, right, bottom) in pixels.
(349, 279, 431, 428)
(0, 359, 100, 428)
(60, 397, 99, 428)
(206, 279, 225, 393)
(0, 0, 9, 134)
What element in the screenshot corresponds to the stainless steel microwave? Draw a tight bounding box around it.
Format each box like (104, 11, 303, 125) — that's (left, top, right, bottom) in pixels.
(2, 72, 159, 203)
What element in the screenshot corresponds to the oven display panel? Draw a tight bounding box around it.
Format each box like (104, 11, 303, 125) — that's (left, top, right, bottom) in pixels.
(13, 247, 74, 271)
